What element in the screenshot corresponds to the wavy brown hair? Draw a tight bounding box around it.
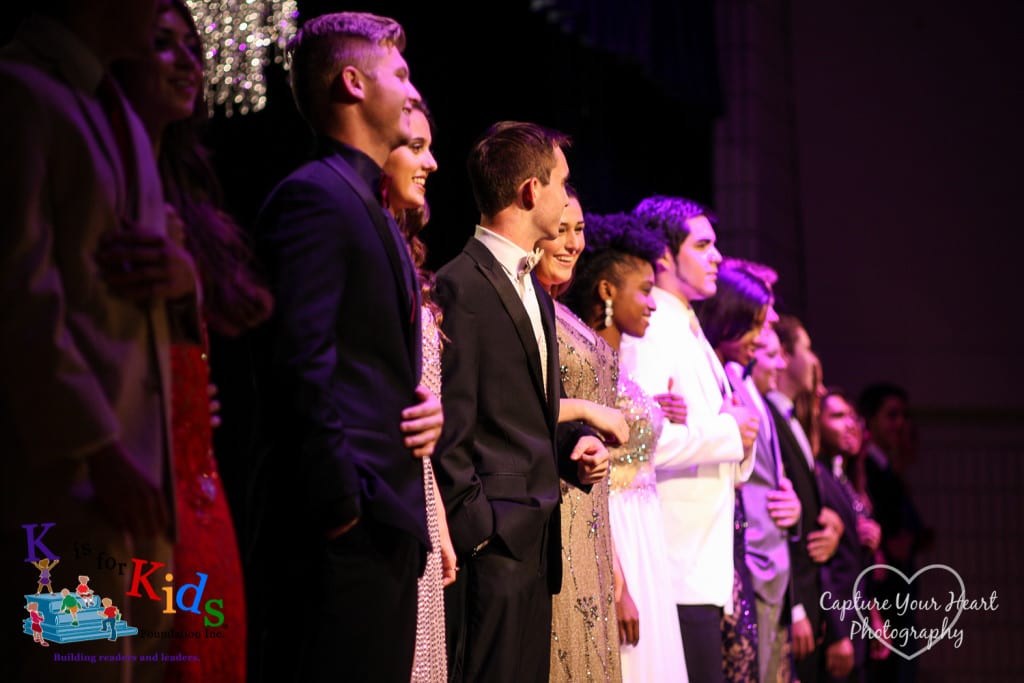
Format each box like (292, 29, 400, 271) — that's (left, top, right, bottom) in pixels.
(391, 100, 442, 331)
(157, 0, 273, 337)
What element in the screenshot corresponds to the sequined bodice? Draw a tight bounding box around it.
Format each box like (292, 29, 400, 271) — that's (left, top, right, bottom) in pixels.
(420, 306, 442, 398)
(556, 302, 617, 407)
(609, 374, 663, 494)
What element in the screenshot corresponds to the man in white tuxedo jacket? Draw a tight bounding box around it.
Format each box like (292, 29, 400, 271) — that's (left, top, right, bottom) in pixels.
(621, 196, 757, 683)
(0, 3, 189, 680)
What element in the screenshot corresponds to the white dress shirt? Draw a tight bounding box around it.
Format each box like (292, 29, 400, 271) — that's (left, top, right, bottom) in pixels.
(766, 391, 815, 471)
(473, 225, 547, 394)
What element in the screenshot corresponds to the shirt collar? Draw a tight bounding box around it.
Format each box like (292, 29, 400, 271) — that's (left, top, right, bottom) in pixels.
(474, 225, 539, 280)
(767, 390, 795, 417)
(318, 136, 385, 202)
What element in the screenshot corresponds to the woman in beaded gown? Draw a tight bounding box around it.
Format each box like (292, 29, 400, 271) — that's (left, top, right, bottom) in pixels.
(105, 1, 273, 679)
(535, 193, 629, 682)
(561, 212, 689, 683)
(384, 101, 457, 683)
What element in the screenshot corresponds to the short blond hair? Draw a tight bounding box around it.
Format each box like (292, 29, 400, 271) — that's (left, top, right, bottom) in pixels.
(287, 12, 406, 131)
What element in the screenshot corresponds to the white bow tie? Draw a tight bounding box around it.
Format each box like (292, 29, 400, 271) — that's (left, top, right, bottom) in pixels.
(517, 248, 544, 280)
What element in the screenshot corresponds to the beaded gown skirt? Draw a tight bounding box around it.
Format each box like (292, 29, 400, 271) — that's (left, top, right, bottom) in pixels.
(411, 306, 447, 683)
(549, 303, 622, 682)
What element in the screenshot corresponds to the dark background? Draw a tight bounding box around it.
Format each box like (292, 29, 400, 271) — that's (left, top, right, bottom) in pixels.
(4, 1, 1021, 678)
(207, 0, 723, 273)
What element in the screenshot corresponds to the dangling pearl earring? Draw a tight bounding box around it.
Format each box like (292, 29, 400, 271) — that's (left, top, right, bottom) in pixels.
(603, 298, 614, 328)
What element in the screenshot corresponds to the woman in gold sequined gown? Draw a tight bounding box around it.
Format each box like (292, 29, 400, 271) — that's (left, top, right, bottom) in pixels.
(561, 212, 689, 683)
(384, 102, 456, 683)
(535, 193, 626, 682)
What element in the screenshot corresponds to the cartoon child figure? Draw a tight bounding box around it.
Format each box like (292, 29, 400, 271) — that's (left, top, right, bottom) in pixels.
(59, 588, 81, 626)
(99, 597, 121, 642)
(26, 602, 48, 647)
(30, 557, 59, 594)
(76, 575, 95, 607)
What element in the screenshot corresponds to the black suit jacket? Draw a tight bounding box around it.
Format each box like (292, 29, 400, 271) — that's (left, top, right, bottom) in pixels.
(248, 139, 427, 551)
(768, 400, 823, 633)
(433, 237, 592, 593)
(817, 462, 870, 667)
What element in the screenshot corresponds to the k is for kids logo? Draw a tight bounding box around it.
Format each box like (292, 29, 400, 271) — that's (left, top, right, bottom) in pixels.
(19, 522, 225, 647)
(820, 563, 1000, 661)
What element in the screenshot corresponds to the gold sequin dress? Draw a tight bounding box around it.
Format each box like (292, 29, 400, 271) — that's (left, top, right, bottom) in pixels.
(550, 302, 622, 682)
(609, 374, 689, 683)
(411, 306, 447, 683)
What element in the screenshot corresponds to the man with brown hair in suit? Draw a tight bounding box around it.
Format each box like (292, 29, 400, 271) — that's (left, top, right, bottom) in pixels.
(434, 121, 609, 682)
(247, 11, 443, 683)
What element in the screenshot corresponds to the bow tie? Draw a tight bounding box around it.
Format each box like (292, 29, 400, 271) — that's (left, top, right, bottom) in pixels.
(517, 248, 543, 280)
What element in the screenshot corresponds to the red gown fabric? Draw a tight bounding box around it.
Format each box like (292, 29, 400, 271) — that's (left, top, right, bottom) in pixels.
(165, 339, 246, 682)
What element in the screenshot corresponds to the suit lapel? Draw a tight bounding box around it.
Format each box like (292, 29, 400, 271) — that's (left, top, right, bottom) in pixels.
(535, 276, 559, 427)
(768, 400, 822, 503)
(321, 155, 420, 377)
(464, 240, 547, 406)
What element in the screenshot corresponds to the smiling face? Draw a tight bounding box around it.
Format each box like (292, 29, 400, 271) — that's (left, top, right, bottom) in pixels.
(751, 327, 787, 395)
(361, 46, 421, 150)
(717, 305, 768, 367)
(671, 215, 722, 302)
(819, 394, 863, 457)
(531, 145, 570, 241)
(611, 257, 657, 339)
(383, 108, 436, 213)
(118, 3, 203, 132)
(535, 196, 584, 290)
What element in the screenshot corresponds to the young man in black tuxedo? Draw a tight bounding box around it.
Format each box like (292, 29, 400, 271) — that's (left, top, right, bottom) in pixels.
(247, 12, 443, 682)
(434, 121, 609, 682)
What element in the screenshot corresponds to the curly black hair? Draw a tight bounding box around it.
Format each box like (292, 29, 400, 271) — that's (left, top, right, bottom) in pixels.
(560, 211, 665, 326)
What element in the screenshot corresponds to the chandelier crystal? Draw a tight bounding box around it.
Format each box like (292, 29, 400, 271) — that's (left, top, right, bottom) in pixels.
(185, 0, 299, 116)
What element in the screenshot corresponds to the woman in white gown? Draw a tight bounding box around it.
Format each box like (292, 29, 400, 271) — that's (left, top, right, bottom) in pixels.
(560, 211, 690, 683)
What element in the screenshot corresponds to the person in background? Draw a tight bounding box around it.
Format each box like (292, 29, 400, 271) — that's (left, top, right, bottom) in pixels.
(857, 382, 931, 683)
(816, 388, 881, 682)
(765, 316, 844, 683)
(1, 0, 189, 679)
(699, 264, 802, 682)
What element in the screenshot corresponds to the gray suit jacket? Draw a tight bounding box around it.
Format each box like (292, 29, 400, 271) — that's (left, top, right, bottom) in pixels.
(0, 16, 174, 528)
(726, 362, 792, 607)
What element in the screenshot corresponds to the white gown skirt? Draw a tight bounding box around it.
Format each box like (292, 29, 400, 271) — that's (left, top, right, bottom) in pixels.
(609, 487, 690, 683)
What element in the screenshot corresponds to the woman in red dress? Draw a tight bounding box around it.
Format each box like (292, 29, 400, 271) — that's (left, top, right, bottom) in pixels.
(107, 0, 273, 679)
